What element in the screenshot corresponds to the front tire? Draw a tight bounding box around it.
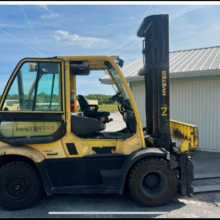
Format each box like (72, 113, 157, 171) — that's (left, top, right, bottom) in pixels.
(128, 157, 177, 207)
(0, 161, 42, 210)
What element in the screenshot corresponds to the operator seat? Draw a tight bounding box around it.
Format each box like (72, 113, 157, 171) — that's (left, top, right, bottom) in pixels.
(78, 95, 111, 122)
(71, 114, 106, 136)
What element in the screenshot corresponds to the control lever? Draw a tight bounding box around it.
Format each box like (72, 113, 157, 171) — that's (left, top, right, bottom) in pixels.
(105, 118, 113, 123)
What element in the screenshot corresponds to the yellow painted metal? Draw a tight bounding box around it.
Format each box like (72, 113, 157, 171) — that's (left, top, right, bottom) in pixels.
(0, 139, 66, 160)
(58, 56, 108, 70)
(60, 125, 142, 158)
(28, 140, 67, 159)
(170, 119, 198, 152)
(61, 61, 66, 121)
(110, 56, 119, 60)
(115, 124, 143, 154)
(0, 142, 45, 162)
(58, 63, 62, 111)
(65, 61, 71, 133)
(73, 75, 77, 113)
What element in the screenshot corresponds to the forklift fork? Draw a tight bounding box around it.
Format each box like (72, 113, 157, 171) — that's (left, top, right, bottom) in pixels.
(193, 173, 220, 193)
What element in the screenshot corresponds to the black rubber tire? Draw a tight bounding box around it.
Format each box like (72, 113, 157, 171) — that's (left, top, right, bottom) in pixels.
(128, 157, 178, 207)
(0, 161, 43, 210)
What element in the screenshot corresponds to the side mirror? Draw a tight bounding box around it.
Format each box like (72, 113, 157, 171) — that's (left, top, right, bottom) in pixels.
(117, 58, 124, 68)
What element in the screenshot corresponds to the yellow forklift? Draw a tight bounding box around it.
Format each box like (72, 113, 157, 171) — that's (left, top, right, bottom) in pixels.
(0, 14, 195, 210)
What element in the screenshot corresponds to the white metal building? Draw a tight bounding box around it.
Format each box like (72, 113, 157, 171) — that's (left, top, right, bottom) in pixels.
(101, 46, 220, 152)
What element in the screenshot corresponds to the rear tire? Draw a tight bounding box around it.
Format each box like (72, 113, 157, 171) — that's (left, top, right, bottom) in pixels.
(0, 161, 42, 210)
(128, 157, 177, 207)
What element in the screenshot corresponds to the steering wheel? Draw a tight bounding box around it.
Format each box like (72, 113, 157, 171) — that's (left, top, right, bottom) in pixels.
(118, 104, 125, 115)
(109, 91, 122, 101)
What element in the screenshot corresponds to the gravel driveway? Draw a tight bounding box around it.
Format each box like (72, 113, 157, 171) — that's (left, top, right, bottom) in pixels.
(1, 113, 220, 218)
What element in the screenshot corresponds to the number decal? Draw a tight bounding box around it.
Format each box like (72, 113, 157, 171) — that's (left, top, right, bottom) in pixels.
(161, 107, 167, 116)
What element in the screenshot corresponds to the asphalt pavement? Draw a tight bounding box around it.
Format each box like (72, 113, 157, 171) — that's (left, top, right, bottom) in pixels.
(1, 112, 220, 218)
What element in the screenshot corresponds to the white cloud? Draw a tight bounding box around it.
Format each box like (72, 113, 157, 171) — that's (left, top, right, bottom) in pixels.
(37, 5, 48, 11)
(40, 13, 64, 19)
(130, 17, 134, 20)
(51, 30, 109, 48)
(109, 23, 114, 26)
(94, 26, 100, 28)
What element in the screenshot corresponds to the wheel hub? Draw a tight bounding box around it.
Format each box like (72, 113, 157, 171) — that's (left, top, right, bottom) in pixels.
(4, 177, 29, 200)
(15, 185, 20, 190)
(140, 171, 168, 198)
(144, 174, 159, 188)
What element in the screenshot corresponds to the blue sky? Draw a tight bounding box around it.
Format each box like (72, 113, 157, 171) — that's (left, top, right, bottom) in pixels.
(0, 4, 220, 96)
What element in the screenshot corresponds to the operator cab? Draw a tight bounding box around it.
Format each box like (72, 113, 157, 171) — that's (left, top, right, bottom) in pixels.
(0, 56, 137, 144)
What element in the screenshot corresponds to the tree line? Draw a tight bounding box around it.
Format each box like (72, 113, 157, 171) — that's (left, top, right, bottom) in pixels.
(1, 92, 59, 103)
(0, 93, 116, 105)
(84, 94, 116, 105)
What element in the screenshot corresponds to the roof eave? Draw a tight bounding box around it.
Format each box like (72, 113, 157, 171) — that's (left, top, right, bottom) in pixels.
(100, 69, 220, 84)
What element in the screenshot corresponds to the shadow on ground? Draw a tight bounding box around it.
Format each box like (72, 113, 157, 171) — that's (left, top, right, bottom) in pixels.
(0, 191, 186, 218)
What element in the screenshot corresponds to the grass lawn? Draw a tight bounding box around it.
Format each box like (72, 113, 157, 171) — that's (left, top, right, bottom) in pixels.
(77, 104, 118, 113)
(98, 105, 118, 112)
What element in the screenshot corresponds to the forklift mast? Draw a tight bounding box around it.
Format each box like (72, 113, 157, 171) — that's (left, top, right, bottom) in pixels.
(137, 14, 171, 153)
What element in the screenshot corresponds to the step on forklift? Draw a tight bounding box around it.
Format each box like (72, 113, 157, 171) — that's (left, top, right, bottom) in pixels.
(0, 14, 194, 210)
